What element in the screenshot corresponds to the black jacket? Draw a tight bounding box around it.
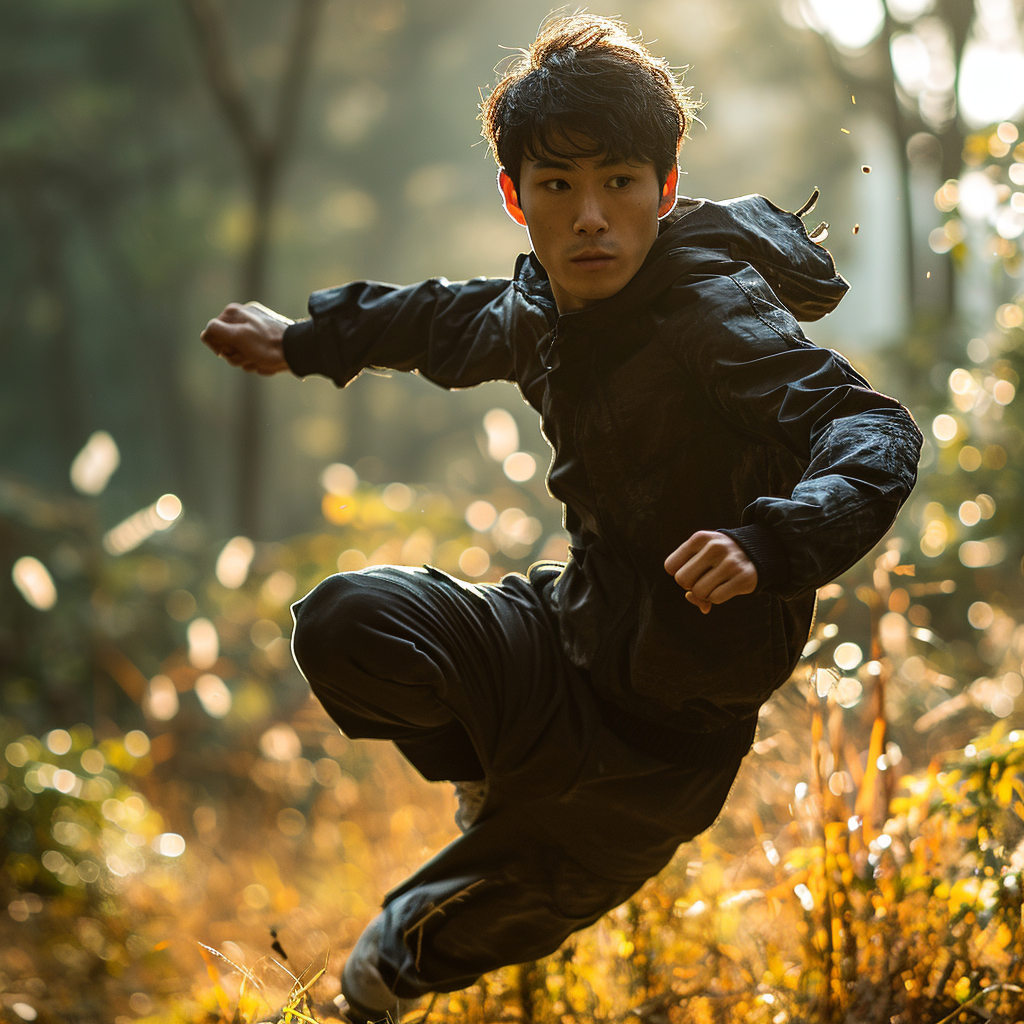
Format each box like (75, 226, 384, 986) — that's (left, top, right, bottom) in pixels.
(283, 195, 923, 735)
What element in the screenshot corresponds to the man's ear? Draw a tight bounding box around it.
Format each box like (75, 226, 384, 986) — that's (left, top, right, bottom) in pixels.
(498, 169, 527, 227)
(658, 165, 679, 219)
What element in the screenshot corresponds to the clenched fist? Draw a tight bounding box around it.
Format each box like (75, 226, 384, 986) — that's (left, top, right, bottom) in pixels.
(200, 301, 292, 376)
(664, 530, 757, 614)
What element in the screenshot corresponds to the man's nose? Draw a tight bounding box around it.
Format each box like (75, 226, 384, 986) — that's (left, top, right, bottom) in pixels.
(573, 190, 609, 234)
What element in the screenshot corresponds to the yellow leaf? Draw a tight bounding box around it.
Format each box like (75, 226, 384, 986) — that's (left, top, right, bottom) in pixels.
(954, 976, 971, 1002)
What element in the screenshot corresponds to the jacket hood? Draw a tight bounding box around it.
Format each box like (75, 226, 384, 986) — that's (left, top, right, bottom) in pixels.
(514, 192, 849, 323)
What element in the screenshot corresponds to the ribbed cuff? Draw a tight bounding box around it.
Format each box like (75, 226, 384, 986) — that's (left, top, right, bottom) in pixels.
(719, 523, 790, 594)
(282, 318, 316, 377)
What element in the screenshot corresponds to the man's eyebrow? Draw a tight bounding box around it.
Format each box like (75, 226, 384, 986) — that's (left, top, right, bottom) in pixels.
(526, 154, 638, 171)
(528, 157, 577, 171)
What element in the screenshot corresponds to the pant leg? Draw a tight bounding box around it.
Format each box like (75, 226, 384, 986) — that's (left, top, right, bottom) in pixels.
(291, 563, 753, 1001)
(290, 564, 572, 783)
(369, 741, 749, 999)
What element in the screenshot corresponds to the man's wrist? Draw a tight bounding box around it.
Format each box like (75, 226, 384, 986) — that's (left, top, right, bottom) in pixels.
(718, 524, 789, 593)
(282, 318, 316, 377)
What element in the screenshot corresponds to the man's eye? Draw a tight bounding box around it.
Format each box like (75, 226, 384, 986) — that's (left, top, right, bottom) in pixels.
(609, 175, 632, 188)
(543, 179, 570, 191)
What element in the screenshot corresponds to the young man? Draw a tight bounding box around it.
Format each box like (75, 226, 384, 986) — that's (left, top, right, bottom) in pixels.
(201, 15, 922, 1021)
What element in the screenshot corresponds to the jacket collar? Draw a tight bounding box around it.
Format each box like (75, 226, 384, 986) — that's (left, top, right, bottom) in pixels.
(512, 193, 850, 326)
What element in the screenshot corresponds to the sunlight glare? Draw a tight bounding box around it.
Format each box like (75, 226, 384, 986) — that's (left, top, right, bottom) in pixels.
(886, 0, 934, 19)
(958, 42, 1024, 128)
(802, 0, 885, 50)
(957, 172, 998, 221)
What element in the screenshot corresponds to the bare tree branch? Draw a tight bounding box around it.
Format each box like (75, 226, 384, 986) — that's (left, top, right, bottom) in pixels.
(180, 0, 264, 167)
(272, 0, 325, 160)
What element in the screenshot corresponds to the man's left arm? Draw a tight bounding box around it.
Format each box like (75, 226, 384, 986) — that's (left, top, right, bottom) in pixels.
(665, 265, 924, 605)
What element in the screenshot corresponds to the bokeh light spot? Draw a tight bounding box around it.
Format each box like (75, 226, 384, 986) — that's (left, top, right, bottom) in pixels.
(459, 547, 490, 577)
(12, 557, 57, 611)
(146, 675, 179, 721)
(260, 724, 301, 761)
(958, 446, 982, 471)
(215, 536, 255, 589)
(968, 601, 994, 630)
(70, 431, 120, 495)
(382, 482, 413, 511)
(187, 618, 219, 670)
(834, 642, 863, 671)
(931, 414, 958, 443)
(46, 729, 72, 756)
(503, 452, 536, 482)
(124, 730, 151, 758)
(483, 408, 518, 461)
(321, 462, 358, 495)
(154, 833, 186, 857)
(195, 674, 231, 718)
(465, 500, 497, 531)
(958, 501, 981, 526)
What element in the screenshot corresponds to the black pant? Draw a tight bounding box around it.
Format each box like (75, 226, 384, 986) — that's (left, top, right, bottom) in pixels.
(290, 564, 751, 998)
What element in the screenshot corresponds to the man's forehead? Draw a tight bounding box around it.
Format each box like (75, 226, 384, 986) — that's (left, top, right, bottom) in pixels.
(522, 148, 649, 172)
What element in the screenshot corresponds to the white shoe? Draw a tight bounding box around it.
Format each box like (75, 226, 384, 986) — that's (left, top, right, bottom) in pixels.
(340, 913, 421, 1023)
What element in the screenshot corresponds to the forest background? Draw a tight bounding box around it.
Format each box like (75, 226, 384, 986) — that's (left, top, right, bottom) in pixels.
(3, 0, 1024, 1022)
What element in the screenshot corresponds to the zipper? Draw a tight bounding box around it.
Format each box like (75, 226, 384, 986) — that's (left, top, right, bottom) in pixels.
(543, 324, 559, 372)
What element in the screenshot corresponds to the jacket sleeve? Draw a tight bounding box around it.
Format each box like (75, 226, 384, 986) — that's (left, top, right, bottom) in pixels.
(672, 259, 923, 600)
(282, 276, 518, 389)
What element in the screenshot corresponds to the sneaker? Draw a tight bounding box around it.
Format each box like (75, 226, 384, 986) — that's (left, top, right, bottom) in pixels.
(340, 914, 422, 1023)
(452, 779, 488, 832)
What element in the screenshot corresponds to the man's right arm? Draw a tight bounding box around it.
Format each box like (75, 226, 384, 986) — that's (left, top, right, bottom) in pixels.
(201, 301, 292, 375)
(282, 277, 518, 390)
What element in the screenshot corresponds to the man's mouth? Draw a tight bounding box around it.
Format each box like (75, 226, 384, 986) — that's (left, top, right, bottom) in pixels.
(570, 250, 616, 268)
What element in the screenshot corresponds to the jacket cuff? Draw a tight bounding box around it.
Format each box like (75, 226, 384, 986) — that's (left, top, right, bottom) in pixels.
(282, 318, 317, 377)
(719, 523, 790, 594)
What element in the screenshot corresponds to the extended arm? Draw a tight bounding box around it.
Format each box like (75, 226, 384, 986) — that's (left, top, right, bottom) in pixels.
(281, 276, 520, 389)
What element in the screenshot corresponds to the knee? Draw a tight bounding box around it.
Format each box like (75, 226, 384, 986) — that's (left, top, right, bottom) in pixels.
(290, 572, 379, 687)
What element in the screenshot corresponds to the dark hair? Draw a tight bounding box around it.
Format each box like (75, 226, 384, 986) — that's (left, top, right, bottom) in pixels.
(480, 14, 697, 192)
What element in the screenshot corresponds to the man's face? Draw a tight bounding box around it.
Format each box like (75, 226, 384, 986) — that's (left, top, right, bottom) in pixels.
(504, 150, 676, 313)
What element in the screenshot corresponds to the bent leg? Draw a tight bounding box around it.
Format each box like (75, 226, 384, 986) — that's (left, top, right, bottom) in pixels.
(350, 737, 751, 1001)
(290, 566, 490, 781)
(290, 564, 569, 784)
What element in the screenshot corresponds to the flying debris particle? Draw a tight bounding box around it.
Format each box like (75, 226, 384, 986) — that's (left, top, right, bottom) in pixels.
(862, 165, 872, 173)
(926, 271, 932, 279)
(852, 95, 856, 104)
(841, 128, 851, 134)
(853, 224, 860, 234)
(270, 927, 288, 959)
